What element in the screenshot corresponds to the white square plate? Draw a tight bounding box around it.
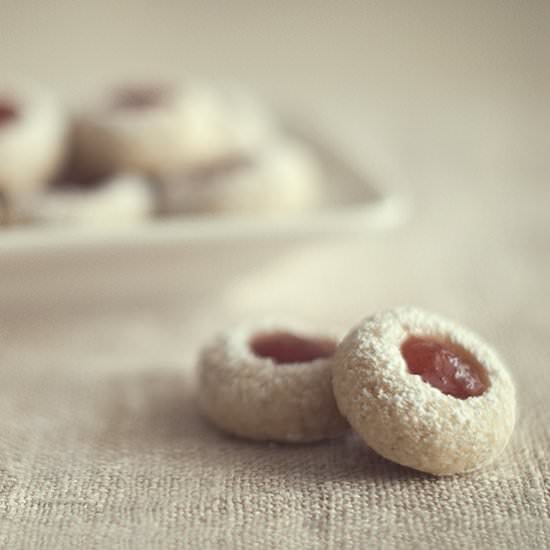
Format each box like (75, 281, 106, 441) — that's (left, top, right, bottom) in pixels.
(0, 120, 409, 255)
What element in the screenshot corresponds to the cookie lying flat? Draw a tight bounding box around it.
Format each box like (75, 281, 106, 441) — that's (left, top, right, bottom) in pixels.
(198, 319, 349, 443)
(332, 307, 516, 475)
(0, 83, 67, 212)
(74, 82, 274, 178)
(33, 174, 154, 226)
(155, 138, 323, 216)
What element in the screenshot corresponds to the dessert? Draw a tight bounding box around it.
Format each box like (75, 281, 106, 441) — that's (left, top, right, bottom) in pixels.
(0, 83, 67, 219)
(331, 307, 516, 475)
(401, 336, 488, 399)
(198, 319, 349, 442)
(155, 138, 323, 215)
(33, 173, 154, 227)
(73, 82, 275, 178)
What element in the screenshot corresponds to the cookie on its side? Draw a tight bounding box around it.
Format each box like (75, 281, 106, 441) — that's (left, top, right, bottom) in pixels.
(332, 307, 516, 475)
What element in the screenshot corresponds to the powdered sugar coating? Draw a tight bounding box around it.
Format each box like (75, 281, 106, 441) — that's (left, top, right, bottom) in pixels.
(159, 138, 323, 216)
(32, 174, 154, 226)
(74, 82, 275, 177)
(0, 83, 67, 199)
(332, 307, 516, 475)
(198, 319, 349, 443)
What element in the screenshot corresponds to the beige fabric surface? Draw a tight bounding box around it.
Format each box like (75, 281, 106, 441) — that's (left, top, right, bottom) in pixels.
(1, 2, 550, 548)
(0, 174, 549, 549)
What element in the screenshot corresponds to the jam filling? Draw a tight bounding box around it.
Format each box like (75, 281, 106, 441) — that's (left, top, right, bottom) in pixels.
(401, 336, 488, 399)
(0, 100, 19, 127)
(250, 331, 336, 364)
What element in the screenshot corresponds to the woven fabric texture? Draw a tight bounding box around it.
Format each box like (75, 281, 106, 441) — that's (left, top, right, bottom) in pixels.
(0, 178, 549, 549)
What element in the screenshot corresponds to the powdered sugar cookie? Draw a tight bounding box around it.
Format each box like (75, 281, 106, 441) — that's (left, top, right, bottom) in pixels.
(0, 192, 9, 225)
(33, 174, 154, 226)
(0, 83, 67, 214)
(332, 307, 516, 475)
(155, 138, 323, 216)
(198, 319, 349, 442)
(74, 82, 274, 178)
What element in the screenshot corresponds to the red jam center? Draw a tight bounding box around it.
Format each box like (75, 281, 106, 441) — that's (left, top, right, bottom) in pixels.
(0, 100, 18, 127)
(111, 86, 169, 111)
(250, 331, 336, 364)
(401, 336, 488, 399)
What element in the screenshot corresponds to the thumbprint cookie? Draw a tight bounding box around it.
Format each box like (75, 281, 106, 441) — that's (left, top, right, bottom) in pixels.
(198, 319, 349, 443)
(332, 307, 516, 475)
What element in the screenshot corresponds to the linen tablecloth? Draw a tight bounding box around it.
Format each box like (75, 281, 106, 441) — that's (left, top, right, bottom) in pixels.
(1, 172, 548, 549)
(0, 2, 549, 548)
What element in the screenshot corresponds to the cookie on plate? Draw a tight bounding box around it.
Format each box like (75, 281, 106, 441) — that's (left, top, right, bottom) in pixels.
(154, 138, 324, 216)
(73, 82, 275, 178)
(0, 83, 68, 221)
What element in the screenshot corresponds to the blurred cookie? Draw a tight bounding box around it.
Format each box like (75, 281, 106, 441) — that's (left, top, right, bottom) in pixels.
(0, 83, 68, 219)
(73, 82, 275, 178)
(155, 138, 323, 216)
(32, 173, 154, 227)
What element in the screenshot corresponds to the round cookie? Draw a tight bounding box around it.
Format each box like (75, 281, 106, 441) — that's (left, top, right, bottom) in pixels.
(0, 83, 68, 215)
(73, 82, 275, 178)
(155, 138, 323, 216)
(331, 307, 516, 475)
(198, 319, 349, 443)
(33, 174, 154, 227)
